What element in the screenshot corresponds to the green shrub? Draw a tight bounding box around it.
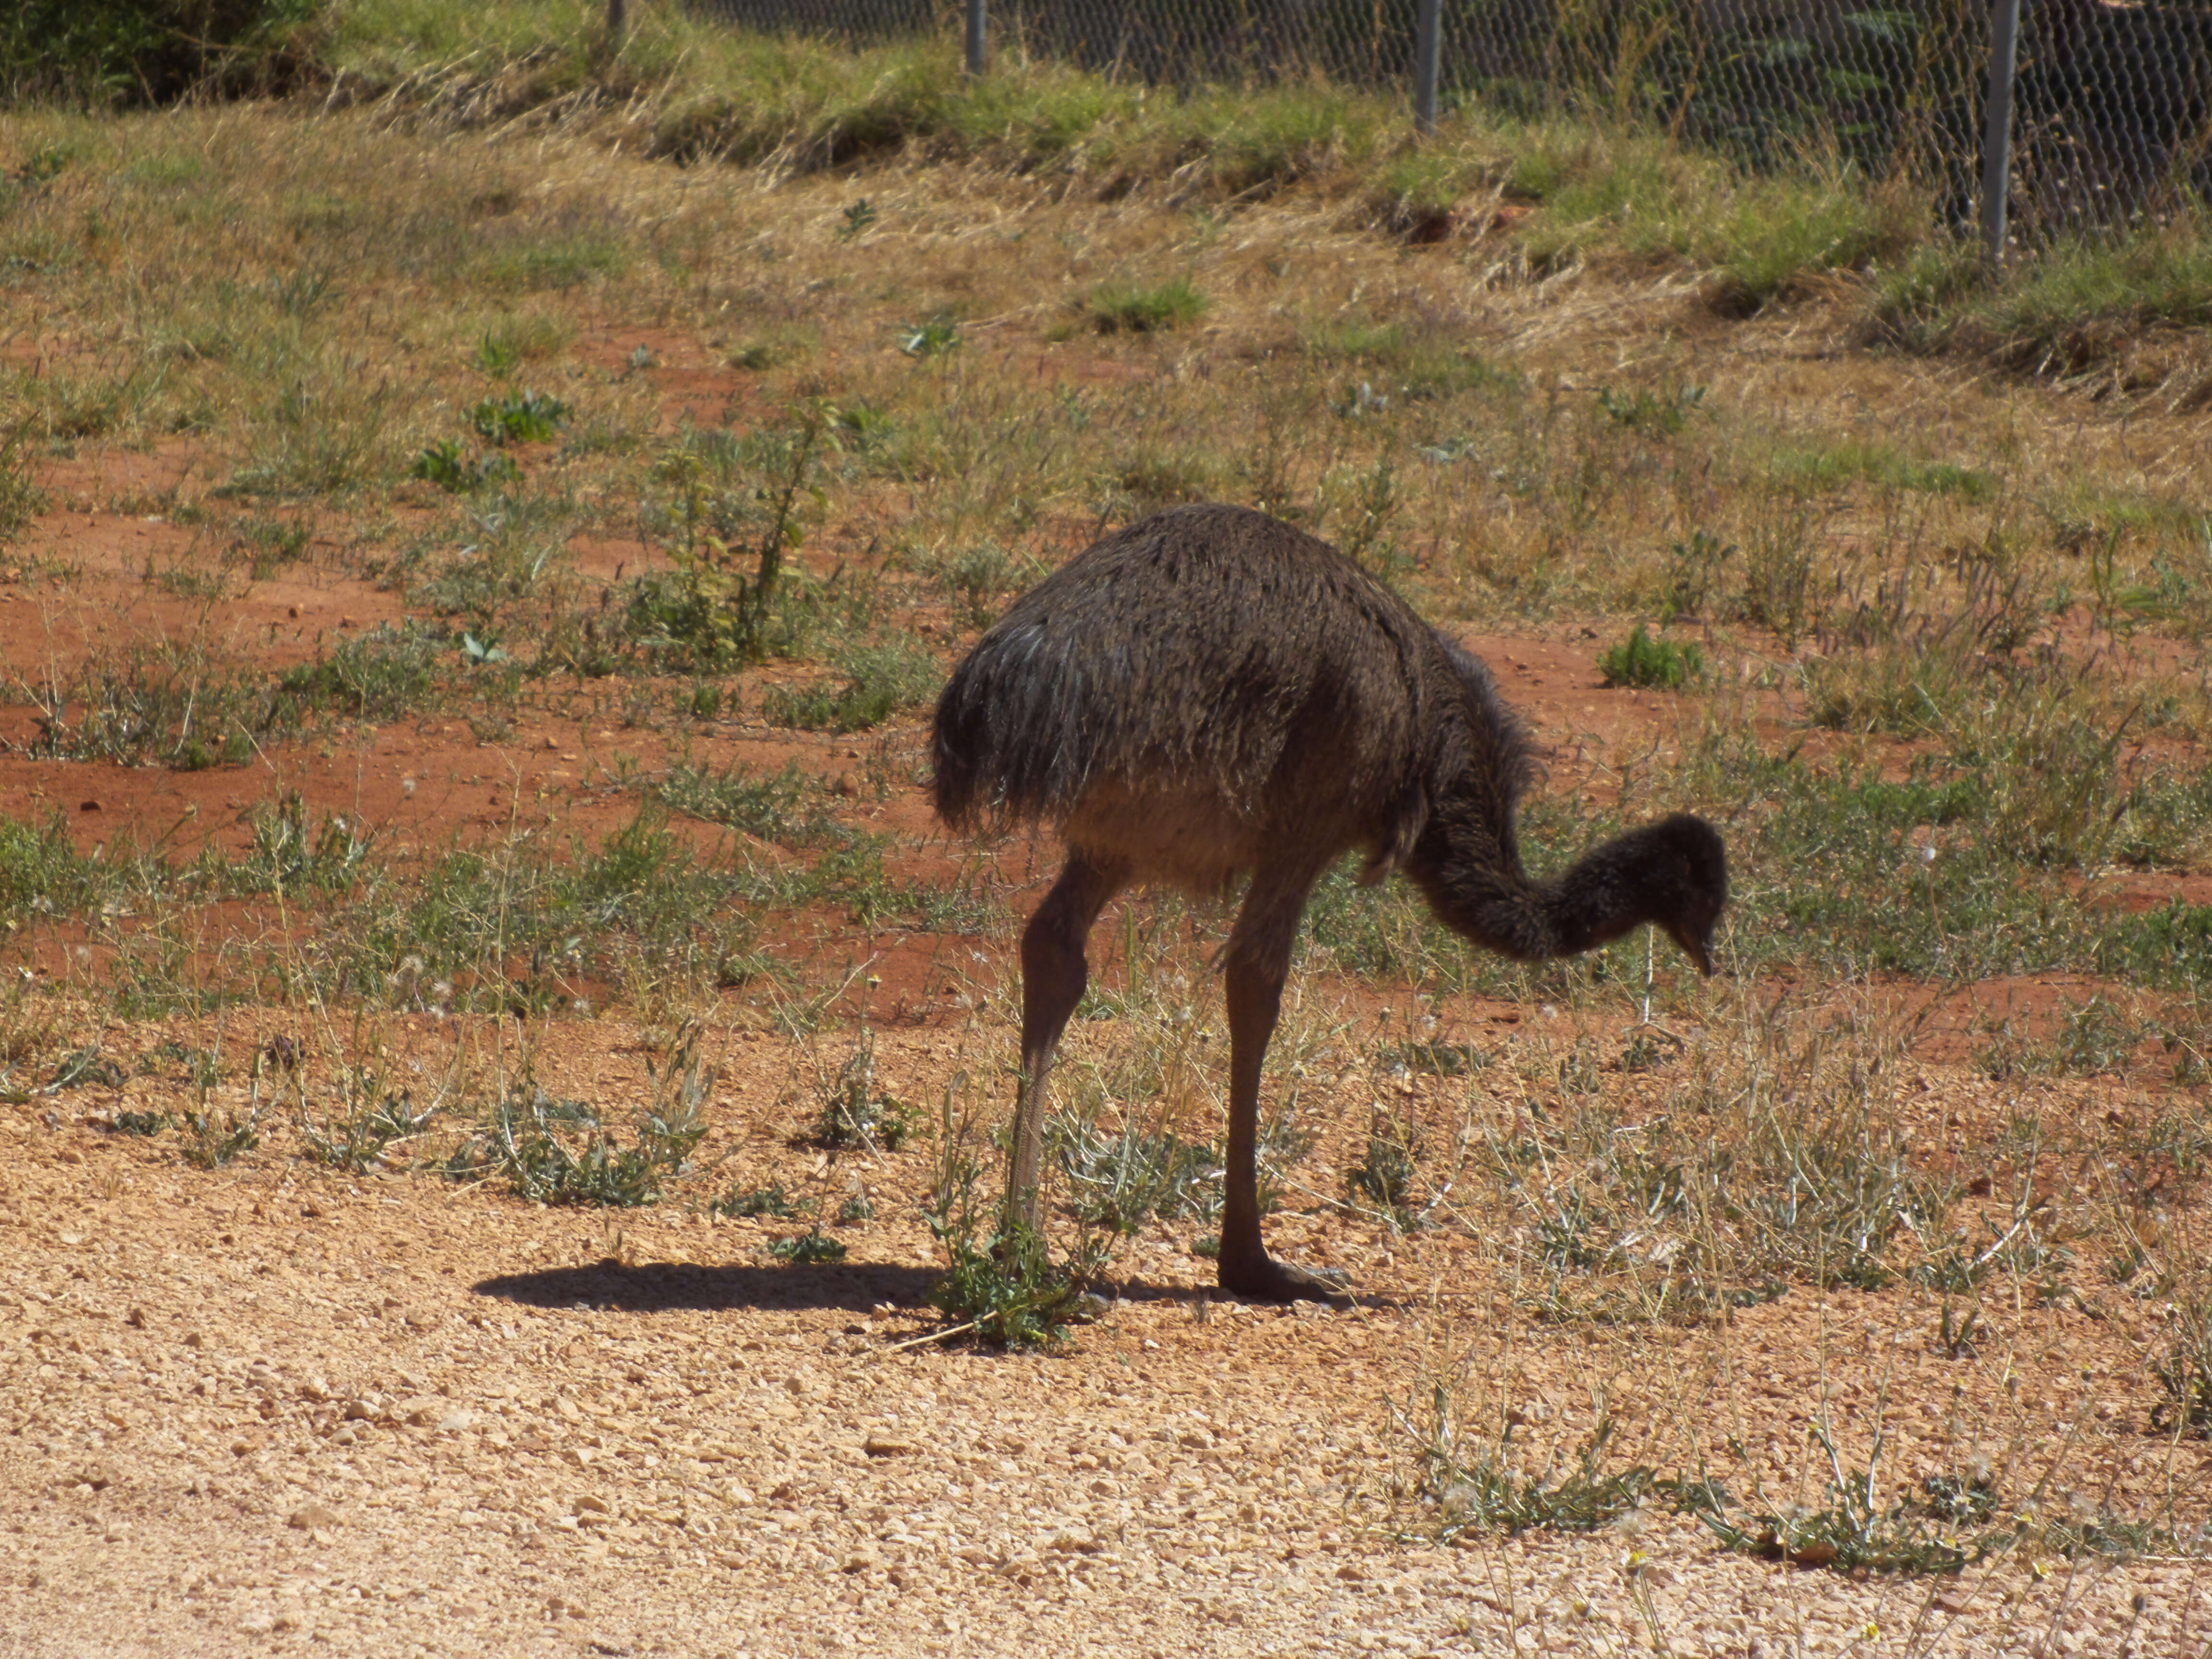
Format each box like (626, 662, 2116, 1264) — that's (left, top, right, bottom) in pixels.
(0, 0, 316, 109)
(1598, 626, 1703, 690)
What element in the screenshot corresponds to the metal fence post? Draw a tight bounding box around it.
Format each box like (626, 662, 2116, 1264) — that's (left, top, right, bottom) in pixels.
(965, 0, 987, 76)
(1979, 0, 2022, 273)
(1414, 0, 1442, 135)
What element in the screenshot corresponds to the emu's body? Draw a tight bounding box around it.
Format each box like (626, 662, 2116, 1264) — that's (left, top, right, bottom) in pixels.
(933, 504, 1727, 1300)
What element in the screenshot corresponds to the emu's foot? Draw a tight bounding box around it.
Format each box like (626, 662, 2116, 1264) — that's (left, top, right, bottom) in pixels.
(1216, 1250, 1352, 1304)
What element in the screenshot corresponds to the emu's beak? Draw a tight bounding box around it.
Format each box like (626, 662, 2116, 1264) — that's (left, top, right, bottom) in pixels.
(1670, 923, 1716, 977)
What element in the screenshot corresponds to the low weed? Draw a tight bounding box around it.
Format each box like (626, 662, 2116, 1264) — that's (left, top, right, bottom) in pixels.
(1388, 1341, 1671, 1542)
(1047, 1093, 1308, 1234)
(469, 389, 570, 445)
(0, 413, 46, 540)
(934, 541, 1043, 629)
(1049, 1111, 1220, 1235)
(835, 199, 877, 240)
(47, 1045, 126, 1092)
(235, 793, 373, 897)
(1658, 530, 1733, 622)
(274, 621, 450, 722)
(1483, 1004, 1953, 1314)
(769, 1227, 847, 1264)
(657, 758, 840, 847)
(1651, 724, 2212, 987)
(26, 647, 272, 771)
(1684, 1421, 2004, 1572)
(1346, 1104, 1423, 1230)
(1778, 439, 1995, 503)
(228, 364, 397, 498)
(631, 406, 832, 669)
(1411, 1407, 1664, 1540)
(1396, 1324, 2196, 1571)
(712, 1182, 805, 1219)
(297, 1068, 435, 1173)
(180, 1102, 260, 1169)
(2153, 1282, 2212, 1437)
(473, 311, 570, 373)
(411, 438, 519, 493)
(1597, 383, 1703, 437)
(926, 1212, 1105, 1348)
(922, 1081, 1107, 1348)
(1976, 995, 2143, 1081)
(898, 316, 961, 357)
(445, 1079, 704, 1207)
(1377, 1036, 1489, 1076)
(811, 1030, 919, 1152)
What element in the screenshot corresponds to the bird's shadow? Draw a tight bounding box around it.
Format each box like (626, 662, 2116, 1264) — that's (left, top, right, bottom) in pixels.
(471, 1259, 940, 1316)
(472, 1257, 1370, 1317)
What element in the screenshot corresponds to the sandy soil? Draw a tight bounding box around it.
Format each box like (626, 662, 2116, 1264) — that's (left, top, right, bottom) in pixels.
(4, 1005, 2211, 1659)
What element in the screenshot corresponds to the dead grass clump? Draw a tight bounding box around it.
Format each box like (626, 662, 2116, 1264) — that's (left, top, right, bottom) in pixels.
(1471, 996, 1949, 1318)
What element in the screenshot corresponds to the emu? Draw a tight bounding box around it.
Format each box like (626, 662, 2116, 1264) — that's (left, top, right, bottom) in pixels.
(932, 504, 1728, 1302)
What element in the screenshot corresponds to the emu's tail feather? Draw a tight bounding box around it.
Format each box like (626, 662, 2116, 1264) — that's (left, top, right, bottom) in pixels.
(929, 625, 1099, 833)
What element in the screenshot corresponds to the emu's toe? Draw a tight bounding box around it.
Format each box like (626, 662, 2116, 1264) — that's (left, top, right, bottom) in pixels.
(1217, 1251, 1352, 1304)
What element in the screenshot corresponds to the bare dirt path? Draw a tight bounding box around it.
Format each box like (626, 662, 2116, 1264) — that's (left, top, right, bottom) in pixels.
(5, 1015, 2210, 1659)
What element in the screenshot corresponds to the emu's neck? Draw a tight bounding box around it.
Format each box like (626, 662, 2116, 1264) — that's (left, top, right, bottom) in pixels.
(1406, 816, 1657, 964)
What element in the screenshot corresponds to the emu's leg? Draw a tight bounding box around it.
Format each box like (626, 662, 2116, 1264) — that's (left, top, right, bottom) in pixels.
(1009, 854, 1125, 1229)
(1216, 867, 1347, 1303)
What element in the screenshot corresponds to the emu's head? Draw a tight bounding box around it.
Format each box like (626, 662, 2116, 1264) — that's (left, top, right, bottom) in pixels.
(1638, 813, 1729, 974)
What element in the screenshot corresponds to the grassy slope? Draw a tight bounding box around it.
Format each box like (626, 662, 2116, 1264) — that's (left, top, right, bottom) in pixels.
(0, 3, 2206, 1024)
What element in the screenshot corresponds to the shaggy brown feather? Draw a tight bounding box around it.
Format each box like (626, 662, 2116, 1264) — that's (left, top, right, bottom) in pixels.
(932, 503, 1728, 1302)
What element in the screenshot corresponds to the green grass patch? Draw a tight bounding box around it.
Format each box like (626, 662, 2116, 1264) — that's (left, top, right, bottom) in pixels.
(1869, 213, 2212, 375)
(657, 758, 840, 848)
(1776, 439, 1995, 502)
(761, 636, 938, 733)
(275, 622, 454, 721)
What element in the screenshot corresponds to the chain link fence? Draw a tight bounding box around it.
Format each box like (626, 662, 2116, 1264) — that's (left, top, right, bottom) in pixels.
(696, 0, 2212, 248)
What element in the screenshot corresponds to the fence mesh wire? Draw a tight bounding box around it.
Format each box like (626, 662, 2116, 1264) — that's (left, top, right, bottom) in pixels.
(696, 0, 2212, 245)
